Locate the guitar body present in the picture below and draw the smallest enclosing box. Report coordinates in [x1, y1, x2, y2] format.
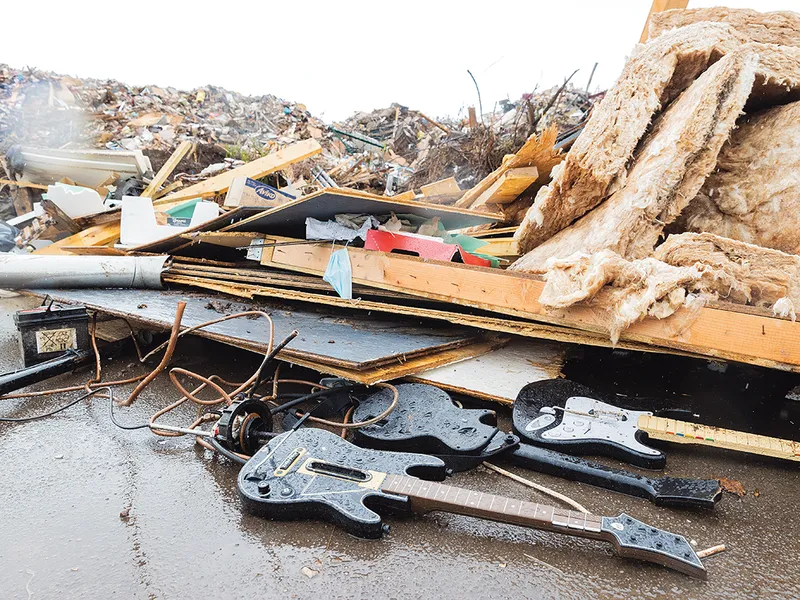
[238, 427, 707, 578]
[353, 383, 518, 469]
[513, 380, 667, 469]
[238, 428, 446, 538]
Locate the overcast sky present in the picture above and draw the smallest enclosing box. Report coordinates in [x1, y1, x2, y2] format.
[3, 0, 798, 121]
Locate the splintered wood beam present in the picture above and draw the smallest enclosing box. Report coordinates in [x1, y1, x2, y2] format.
[639, 0, 689, 43]
[33, 222, 122, 255]
[469, 166, 538, 208]
[0, 178, 49, 190]
[13, 187, 34, 217]
[161, 139, 322, 203]
[258, 238, 800, 371]
[153, 180, 183, 200]
[141, 140, 193, 198]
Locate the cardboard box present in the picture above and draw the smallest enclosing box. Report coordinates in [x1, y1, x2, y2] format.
[223, 177, 296, 208]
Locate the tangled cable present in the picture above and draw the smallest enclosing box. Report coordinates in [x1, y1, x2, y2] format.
[0, 300, 399, 462]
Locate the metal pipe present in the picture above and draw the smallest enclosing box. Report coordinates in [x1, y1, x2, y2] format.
[149, 423, 213, 437]
[0, 255, 169, 289]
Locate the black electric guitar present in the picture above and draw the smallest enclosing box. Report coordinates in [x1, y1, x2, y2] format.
[238, 428, 707, 578]
[353, 383, 721, 508]
[514, 379, 800, 468]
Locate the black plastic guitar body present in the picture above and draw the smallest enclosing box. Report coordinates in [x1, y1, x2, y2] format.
[353, 383, 721, 509]
[513, 379, 666, 469]
[238, 427, 445, 538]
[353, 383, 519, 470]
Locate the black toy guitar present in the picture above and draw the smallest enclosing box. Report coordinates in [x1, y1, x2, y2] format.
[353, 383, 721, 508]
[513, 379, 800, 468]
[238, 428, 707, 578]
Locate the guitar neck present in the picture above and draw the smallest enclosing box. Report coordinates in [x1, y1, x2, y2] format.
[382, 473, 707, 579]
[383, 473, 604, 538]
[638, 415, 800, 462]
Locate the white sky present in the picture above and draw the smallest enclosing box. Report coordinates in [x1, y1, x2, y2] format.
[3, 0, 799, 121]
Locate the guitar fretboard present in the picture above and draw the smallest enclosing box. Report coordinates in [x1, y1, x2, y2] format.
[639, 415, 800, 461]
[382, 473, 603, 533]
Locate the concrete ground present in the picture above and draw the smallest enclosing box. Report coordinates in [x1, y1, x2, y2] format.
[0, 294, 798, 600]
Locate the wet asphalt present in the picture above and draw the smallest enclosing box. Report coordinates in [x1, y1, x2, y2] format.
[0, 294, 798, 600]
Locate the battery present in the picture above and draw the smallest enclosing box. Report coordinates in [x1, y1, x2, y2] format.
[14, 302, 90, 367]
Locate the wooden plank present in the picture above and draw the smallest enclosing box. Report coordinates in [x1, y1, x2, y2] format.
[63, 245, 127, 256]
[258, 237, 800, 371]
[468, 107, 478, 128]
[40, 198, 81, 233]
[475, 237, 519, 258]
[180, 231, 263, 249]
[33, 222, 122, 255]
[408, 339, 565, 405]
[470, 166, 538, 208]
[141, 140, 193, 198]
[152, 180, 183, 200]
[161, 139, 322, 203]
[163, 273, 708, 359]
[392, 190, 416, 202]
[639, 0, 689, 43]
[421, 177, 461, 197]
[471, 226, 519, 238]
[0, 178, 49, 191]
[455, 128, 560, 209]
[12, 188, 34, 217]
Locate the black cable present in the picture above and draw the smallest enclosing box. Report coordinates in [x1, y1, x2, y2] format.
[245, 330, 298, 402]
[209, 436, 247, 465]
[0, 387, 112, 422]
[269, 384, 363, 415]
[109, 392, 150, 430]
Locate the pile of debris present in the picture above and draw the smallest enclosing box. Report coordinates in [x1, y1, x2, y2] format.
[0, 63, 600, 208]
[0, 64, 325, 153]
[2, 7, 800, 370]
[2, 7, 800, 583]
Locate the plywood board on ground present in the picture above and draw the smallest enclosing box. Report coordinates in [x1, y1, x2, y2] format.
[407, 339, 565, 404]
[31, 289, 482, 371]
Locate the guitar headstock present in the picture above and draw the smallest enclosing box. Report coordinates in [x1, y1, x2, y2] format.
[238, 428, 446, 538]
[602, 513, 706, 579]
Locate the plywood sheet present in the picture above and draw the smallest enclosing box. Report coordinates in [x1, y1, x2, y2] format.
[408, 339, 566, 405]
[31, 289, 481, 371]
[223, 188, 500, 238]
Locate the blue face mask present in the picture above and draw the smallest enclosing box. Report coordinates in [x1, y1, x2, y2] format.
[323, 247, 353, 299]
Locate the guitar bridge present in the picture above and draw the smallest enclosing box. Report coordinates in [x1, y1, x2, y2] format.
[306, 460, 372, 482]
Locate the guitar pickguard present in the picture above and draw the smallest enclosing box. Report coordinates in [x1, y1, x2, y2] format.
[528, 396, 661, 458]
[513, 379, 667, 469]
